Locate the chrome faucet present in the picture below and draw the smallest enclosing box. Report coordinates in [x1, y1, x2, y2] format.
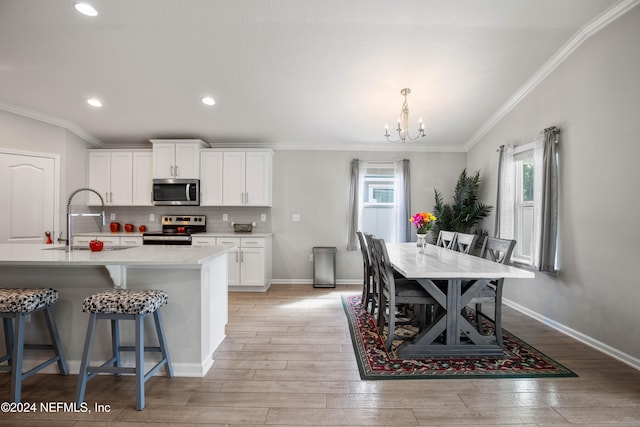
[66, 187, 106, 252]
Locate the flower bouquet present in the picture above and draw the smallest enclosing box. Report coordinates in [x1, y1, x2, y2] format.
[409, 211, 437, 234]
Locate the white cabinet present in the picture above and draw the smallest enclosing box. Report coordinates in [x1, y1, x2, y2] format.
[151, 139, 207, 179]
[216, 236, 271, 289]
[199, 151, 223, 206]
[72, 235, 143, 247]
[222, 150, 272, 206]
[132, 151, 153, 205]
[88, 151, 133, 205]
[72, 235, 120, 247]
[191, 236, 217, 246]
[119, 235, 144, 247]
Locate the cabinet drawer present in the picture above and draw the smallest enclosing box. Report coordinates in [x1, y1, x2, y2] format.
[73, 236, 119, 246]
[192, 237, 217, 246]
[240, 237, 264, 248]
[217, 237, 240, 247]
[120, 236, 143, 246]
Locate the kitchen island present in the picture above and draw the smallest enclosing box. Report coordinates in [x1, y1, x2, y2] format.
[0, 244, 231, 377]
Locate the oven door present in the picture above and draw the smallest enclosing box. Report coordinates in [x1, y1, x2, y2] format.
[142, 233, 192, 245]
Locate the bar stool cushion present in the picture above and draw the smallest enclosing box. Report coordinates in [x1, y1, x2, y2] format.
[82, 289, 168, 315]
[0, 288, 59, 313]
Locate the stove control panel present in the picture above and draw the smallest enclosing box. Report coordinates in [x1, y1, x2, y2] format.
[161, 215, 206, 226]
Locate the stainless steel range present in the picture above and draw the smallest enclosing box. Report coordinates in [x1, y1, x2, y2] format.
[142, 215, 206, 245]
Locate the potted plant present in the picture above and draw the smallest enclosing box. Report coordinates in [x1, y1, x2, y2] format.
[433, 169, 493, 252]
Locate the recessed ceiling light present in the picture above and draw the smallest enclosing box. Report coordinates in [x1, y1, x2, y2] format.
[201, 96, 215, 106]
[87, 98, 102, 108]
[74, 3, 98, 17]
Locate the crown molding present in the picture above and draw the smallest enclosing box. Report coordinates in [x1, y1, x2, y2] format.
[268, 141, 466, 152]
[0, 101, 103, 148]
[465, 0, 640, 151]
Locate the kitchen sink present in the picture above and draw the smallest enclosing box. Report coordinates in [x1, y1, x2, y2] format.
[43, 246, 133, 251]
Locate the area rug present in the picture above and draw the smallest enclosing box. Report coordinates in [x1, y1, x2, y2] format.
[342, 295, 577, 380]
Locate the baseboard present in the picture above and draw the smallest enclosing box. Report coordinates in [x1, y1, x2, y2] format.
[504, 298, 640, 371]
[271, 279, 362, 285]
[17, 356, 214, 377]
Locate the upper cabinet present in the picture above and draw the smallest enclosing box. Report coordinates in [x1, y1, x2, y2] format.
[150, 139, 208, 179]
[132, 151, 153, 205]
[88, 151, 133, 205]
[222, 150, 273, 206]
[200, 149, 273, 207]
[88, 150, 153, 206]
[200, 151, 223, 206]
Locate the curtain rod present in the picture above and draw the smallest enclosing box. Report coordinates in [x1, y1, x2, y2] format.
[496, 127, 560, 151]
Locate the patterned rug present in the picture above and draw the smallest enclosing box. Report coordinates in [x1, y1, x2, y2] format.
[342, 295, 577, 380]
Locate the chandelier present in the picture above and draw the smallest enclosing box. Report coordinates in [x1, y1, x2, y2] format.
[384, 88, 425, 143]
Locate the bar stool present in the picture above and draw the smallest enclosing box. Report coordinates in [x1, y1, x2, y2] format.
[75, 289, 173, 411]
[0, 288, 69, 402]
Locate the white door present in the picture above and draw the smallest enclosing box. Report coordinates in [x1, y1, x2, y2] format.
[152, 142, 175, 178]
[109, 151, 133, 205]
[0, 152, 56, 243]
[174, 142, 200, 178]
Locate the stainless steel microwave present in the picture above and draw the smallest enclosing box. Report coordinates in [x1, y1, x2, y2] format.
[152, 178, 200, 206]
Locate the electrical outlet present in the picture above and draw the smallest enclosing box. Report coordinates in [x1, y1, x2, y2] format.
[292, 213, 301, 222]
[261, 213, 267, 222]
[149, 213, 155, 222]
[110, 213, 116, 221]
[222, 213, 228, 221]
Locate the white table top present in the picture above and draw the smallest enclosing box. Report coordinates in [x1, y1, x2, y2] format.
[0, 243, 231, 267]
[385, 242, 535, 280]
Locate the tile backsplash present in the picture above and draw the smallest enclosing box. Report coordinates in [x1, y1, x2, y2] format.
[69, 205, 271, 234]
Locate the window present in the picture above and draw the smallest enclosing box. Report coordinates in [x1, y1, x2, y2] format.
[513, 151, 534, 264]
[496, 128, 559, 271]
[360, 163, 397, 242]
[348, 159, 410, 250]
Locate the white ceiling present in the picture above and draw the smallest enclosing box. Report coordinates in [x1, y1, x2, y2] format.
[0, 0, 628, 151]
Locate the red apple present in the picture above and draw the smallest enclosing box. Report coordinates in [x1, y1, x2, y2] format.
[124, 223, 135, 232]
[138, 225, 147, 232]
[89, 239, 104, 252]
[110, 222, 121, 232]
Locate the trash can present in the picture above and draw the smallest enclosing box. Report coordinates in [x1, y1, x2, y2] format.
[313, 246, 336, 288]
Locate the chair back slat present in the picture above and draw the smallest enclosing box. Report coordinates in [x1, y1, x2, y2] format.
[454, 232, 478, 255]
[479, 237, 517, 264]
[436, 230, 457, 249]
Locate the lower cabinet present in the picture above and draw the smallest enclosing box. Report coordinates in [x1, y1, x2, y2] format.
[215, 236, 271, 291]
[72, 235, 143, 247]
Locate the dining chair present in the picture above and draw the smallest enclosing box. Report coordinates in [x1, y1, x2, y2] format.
[467, 237, 517, 348]
[370, 237, 437, 351]
[356, 231, 374, 313]
[453, 232, 478, 254]
[435, 230, 457, 249]
[363, 233, 380, 317]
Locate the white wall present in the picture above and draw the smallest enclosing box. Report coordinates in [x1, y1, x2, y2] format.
[0, 110, 92, 237]
[271, 149, 466, 282]
[466, 6, 640, 363]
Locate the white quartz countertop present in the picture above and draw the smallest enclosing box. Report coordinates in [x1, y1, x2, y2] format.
[0, 244, 231, 267]
[75, 232, 272, 238]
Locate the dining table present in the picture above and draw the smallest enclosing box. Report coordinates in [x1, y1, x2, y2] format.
[385, 242, 535, 358]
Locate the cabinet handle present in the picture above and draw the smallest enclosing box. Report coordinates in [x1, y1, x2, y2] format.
[175, 165, 179, 177]
[235, 251, 239, 263]
[170, 165, 174, 177]
[240, 250, 244, 263]
[110, 192, 114, 203]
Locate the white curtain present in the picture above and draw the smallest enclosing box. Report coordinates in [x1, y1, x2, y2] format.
[346, 159, 361, 251]
[394, 159, 411, 243]
[496, 144, 515, 239]
[536, 128, 560, 272]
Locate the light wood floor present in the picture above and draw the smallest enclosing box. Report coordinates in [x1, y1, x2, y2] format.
[1, 284, 639, 426]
